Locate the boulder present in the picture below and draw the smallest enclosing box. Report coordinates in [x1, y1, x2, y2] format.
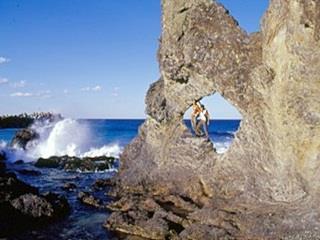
[11, 128, 39, 149]
[78, 191, 103, 209]
[0, 172, 38, 201]
[11, 193, 54, 218]
[42, 192, 70, 218]
[0, 166, 69, 237]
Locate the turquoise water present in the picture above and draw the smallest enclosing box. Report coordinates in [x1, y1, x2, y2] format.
[0, 128, 19, 143]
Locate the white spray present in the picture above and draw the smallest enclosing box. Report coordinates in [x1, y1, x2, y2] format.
[4, 118, 121, 162]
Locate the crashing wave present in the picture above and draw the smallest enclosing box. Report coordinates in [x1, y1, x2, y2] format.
[4, 118, 121, 163]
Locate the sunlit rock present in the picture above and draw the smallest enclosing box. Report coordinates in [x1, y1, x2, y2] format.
[107, 0, 320, 238]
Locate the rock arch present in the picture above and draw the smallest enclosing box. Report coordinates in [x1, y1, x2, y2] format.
[107, 0, 320, 238]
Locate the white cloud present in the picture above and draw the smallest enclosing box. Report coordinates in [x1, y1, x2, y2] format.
[81, 85, 102, 92]
[12, 80, 26, 88]
[10, 92, 33, 97]
[0, 77, 9, 84]
[63, 89, 69, 94]
[10, 90, 52, 98]
[92, 85, 102, 91]
[81, 87, 91, 92]
[0, 57, 10, 64]
[111, 87, 119, 97]
[36, 90, 52, 98]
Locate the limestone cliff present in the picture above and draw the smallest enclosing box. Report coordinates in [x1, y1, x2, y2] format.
[106, 0, 320, 239]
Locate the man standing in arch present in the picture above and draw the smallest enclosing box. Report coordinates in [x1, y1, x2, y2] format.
[196, 104, 210, 140]
[191, 101, 210, 140]
[191, 100, 202, 136]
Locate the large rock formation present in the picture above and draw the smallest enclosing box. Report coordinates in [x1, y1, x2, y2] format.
[107, 0, 320, 239]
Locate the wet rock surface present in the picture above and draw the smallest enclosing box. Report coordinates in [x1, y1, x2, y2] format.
[106, 0, 320, 239]
[78, 191, 104, 209]
[92, 178, 115, 190]
[11, 128, 39, 149]
[11, 192, 70, 219]
[2, 161, 117, 240]
[35, 155, 116, 172]
[0, 155, 70, 237]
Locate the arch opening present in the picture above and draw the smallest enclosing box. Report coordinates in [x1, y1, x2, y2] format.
[183, 93, 242, 154]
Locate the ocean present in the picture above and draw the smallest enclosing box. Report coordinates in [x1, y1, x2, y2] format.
[0, 119, 241, 157]
[0, 119, 240, 239]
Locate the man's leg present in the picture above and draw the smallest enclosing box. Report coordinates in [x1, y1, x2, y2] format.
[191, 115, 197, 135]
[203, 122, 209, 140]
[196, 120, 205, 136]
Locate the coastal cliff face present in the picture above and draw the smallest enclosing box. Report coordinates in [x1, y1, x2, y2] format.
[107, 0, 320, 238]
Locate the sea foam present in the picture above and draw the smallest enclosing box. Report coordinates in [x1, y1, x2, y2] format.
[5, 118, 121, 162]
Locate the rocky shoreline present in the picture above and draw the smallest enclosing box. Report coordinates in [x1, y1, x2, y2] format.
[0, 151, 70, 237]
[0, 125, 119, 239]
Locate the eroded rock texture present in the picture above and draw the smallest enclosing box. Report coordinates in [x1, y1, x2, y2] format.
[107, 0, 320, 239]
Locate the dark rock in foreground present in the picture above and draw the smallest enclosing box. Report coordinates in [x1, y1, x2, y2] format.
[35, 155, 116, 172]
[0, 153, 70, 237]
[11, 192, 69, 219]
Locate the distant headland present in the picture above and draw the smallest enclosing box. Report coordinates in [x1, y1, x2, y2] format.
[0, 112, 62, 129]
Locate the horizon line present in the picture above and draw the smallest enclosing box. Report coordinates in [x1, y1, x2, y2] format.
[78, 117, 243, 120]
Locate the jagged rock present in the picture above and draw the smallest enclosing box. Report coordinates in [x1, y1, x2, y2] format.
[42, 192, 70, 218]
[11, 128, 39, 149]
[9, 192, 69, 221]
[11, 193, 55, 218]
[92, 178, 114, 190]
[78, 191, 103, 208]
[107, 0, 320, 239]
[0, 172, 70, 237]
[0, 152, 69, 237]
[0, 172, 38, 201]
[35, 155, 115, 172]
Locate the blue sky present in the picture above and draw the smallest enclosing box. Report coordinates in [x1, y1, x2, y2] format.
[0, 0, 269, 119]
